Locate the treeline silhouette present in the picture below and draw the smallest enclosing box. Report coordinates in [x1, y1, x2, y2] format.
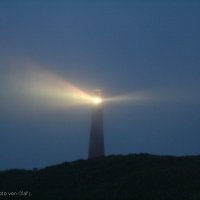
[0, 153, 200, 199]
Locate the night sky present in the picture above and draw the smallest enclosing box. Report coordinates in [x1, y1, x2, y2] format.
[0, 1, 200, 170]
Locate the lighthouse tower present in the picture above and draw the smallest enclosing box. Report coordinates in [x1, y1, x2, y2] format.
[88, 90, 104, 159]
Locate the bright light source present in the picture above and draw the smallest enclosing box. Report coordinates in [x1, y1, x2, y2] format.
[92, 96, 103, 105]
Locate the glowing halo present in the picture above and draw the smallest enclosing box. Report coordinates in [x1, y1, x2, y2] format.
[92, 96, 103, 105]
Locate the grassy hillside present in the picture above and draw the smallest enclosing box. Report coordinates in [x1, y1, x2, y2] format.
[1, 154, 200, 200]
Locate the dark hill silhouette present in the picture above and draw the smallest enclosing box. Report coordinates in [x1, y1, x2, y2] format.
[1, 153, 200, 200]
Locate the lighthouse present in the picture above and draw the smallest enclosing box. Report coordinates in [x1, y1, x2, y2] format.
[88, 90, 104, 159]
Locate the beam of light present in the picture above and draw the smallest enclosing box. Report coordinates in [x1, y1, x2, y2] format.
[22, 68, 96, 108]
[103, 92, 155, 105]
[2, 65, 98, 112]
[2, 64, 155, 113]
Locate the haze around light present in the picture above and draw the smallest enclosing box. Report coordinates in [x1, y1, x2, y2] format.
[1, 60, 198, 114]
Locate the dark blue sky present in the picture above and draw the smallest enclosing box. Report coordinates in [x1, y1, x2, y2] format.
[0, 1, 200, 170]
